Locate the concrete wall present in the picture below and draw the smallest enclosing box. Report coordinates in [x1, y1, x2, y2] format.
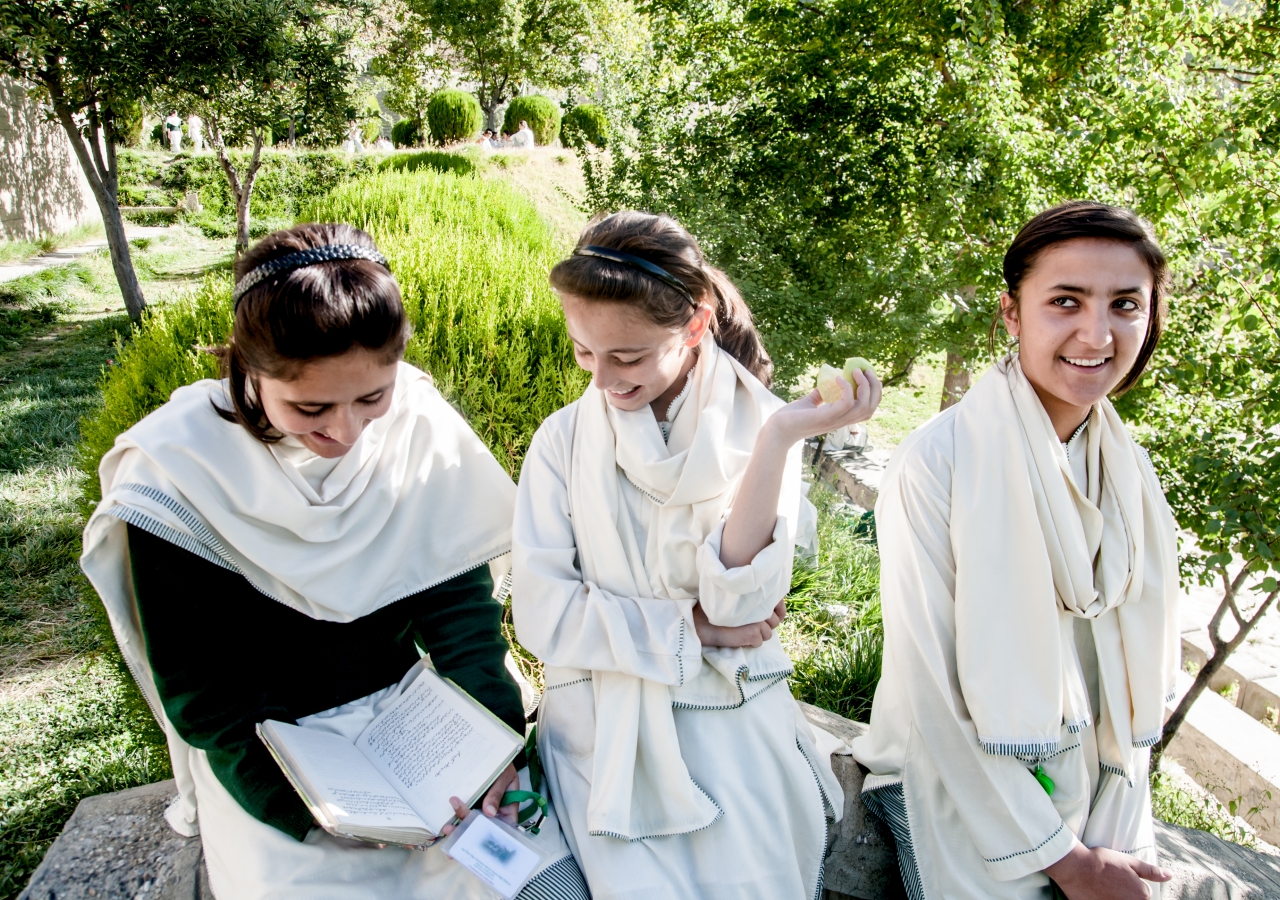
[0, 76, 101, 241]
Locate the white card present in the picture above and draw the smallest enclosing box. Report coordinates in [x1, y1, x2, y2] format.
[444, 812, 542, 899]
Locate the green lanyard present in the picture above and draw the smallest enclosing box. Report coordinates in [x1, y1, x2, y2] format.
[501, 727, 548, 834]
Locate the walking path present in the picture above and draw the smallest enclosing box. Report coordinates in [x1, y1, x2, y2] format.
[0, 226, 171, 284]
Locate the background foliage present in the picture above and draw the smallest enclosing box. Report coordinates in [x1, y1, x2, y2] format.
[503, 94, 562, 145]
[561, 103, 609, 149]
[426, 88, 484, 144]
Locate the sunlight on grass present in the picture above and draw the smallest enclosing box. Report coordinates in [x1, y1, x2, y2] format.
[0, 227, 232, 899]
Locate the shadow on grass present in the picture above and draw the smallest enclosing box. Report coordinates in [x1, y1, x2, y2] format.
[0, 278, 171, 900]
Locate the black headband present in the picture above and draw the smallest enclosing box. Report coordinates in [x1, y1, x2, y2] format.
[574, 245, 697, 307]
[231, 244, 391, 306]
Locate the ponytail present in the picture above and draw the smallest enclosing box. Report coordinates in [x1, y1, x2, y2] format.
[549, 211, 774, 387]
[705, 267, 773, 386]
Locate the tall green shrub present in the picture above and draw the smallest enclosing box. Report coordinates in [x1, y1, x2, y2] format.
[427, 89, 483, 145]
[391, 118, 422, 148]
[561, 104, 608, 149]
[79, 170, 587, 484]
[503, 96, 561, 146]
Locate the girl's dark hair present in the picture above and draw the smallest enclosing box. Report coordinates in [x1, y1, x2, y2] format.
[212, 223, 410, 442]
[993, 200, 1168, 395]
[549, 211, 774, 386]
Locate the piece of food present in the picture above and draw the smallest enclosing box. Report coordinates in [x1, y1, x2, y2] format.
[843, 357, 873, 380]
[816, 364, 845, 404]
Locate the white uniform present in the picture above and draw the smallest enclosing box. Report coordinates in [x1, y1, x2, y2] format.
[513, 339, 842, 900]
[852, 357, 1179, 899]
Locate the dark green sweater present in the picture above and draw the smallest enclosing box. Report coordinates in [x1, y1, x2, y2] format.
[127, 524, 524, 841]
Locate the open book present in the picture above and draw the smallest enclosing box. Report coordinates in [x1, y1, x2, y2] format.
[257, 663, 525, 849]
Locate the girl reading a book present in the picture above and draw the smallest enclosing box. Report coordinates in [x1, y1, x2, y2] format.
[852, 202, 1180, 899]
[81, 224, 589, 900]
[510, 211, 883, 899]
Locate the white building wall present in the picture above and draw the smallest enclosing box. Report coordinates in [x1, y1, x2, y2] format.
[0, 76, 101, 241]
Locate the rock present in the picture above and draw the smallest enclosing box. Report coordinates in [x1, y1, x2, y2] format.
[19, 779, 212, 900]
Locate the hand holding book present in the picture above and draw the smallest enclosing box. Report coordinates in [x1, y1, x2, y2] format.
[440, 761, 520, 836]
[256, 661, 527, 848]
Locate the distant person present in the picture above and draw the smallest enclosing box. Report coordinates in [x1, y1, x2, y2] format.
[512, 120, 535, 148]
[164, 112, 183, 153]
[81, 224, 590, 900]
[187, 114, 204, 153]
[374, 136, 393, 151]
[853, 201, 1179, 898]
[344, 121, 364, 154]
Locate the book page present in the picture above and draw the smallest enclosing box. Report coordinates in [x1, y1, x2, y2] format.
[354, 669, 522, 834]
[263, 721, 426, 831]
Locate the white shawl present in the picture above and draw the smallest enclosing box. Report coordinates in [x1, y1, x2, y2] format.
[81, 361, 517, 832]
[569, 336, 793, 840]
[951, 356, 1179, 780]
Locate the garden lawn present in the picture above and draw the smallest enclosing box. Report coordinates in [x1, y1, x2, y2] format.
[0, 227, 233, 899]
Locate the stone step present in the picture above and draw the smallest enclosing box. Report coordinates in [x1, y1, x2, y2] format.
[1164, 670, 1280, 847]
[22, 738, 1280, 900]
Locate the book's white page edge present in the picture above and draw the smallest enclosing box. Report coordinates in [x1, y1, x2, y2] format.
[353, 668, 524, 834]
[258, 719, 429, 833]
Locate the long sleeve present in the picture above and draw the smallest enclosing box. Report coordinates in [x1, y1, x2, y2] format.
[409, 565, 525, 736]
[128, 525, 315, 841]
[694, 441, 804, 627]
[128, 525, 525, 841]
[511, 412, 703, 682]
[856, 416, 1075, 881]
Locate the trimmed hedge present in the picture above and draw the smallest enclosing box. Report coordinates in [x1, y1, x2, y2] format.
[503, 96, 561, 146]
[391, 118, 422, 148]
[427, 90, 483, 145]
[79, 168, 588, 494]
[562, 104, 609, 150]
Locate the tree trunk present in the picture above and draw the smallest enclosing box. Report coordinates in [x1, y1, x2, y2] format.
[234, 132, 265, 256]
[940, 349, 970, 411]
[289, 115, 296, 147]
[482, 100, 500, 133]
[1153, 565, 1279, 765]
[48, 89, 146, 322]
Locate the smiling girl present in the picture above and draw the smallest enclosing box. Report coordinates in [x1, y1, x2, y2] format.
[510, 211, 883, 899]
[852, 202, 1180, 900]
[81, 224, 588, 900]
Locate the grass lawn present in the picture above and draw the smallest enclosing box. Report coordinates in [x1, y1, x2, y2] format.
[0, 226, 233, 899]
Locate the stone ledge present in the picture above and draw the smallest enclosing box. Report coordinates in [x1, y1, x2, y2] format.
[1164, 671, 1280, 846]
[23, 724, 1280, 900]
[19, 779, 212, 900]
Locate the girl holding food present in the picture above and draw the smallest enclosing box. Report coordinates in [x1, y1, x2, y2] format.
[510, 210, 883, 899]
[853, 201, 1180, 900]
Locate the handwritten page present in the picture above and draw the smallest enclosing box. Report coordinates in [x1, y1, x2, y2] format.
[354, 668, 521, 834]
[262, 721, 425, 830]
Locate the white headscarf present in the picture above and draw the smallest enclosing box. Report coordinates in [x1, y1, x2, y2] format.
[568, 336, 795, 840]
[81, 361, 517, 832]
[950, 356, 1179, 780]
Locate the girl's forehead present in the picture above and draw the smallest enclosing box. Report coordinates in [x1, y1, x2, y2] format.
[1025, 239, 1153, 292]
[561, 294, 677, 349]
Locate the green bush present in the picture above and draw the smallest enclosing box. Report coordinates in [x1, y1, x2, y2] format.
[561, 104, 608, 150]
[426, 89, 483, 145]
[379, 150, 477, 177]
[503, 96, 561, 146]
[391, 118, 422, 148]
[79, 169, 588, 489]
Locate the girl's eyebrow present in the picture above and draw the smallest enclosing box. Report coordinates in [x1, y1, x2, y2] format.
[1047, 283, 1145, 296]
